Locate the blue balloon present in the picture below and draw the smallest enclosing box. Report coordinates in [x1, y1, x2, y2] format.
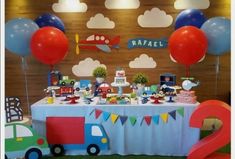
[5, 18, 39, 57]
[35, 13, 65, 32]
[201, 17, 231, 56]
[175, 9, 206, 30]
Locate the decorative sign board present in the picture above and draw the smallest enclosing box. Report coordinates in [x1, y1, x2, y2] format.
[128, 37, 168, 49]
[174, 0, 210, 10]
[87, 13, 115, 29]
[5, 97, 23, 123]
[138, 8, 173, 28]
[52, 0, 88, 12]
[105, 0, 140, 9]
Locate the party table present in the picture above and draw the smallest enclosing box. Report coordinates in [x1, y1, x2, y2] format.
[31, 97, 200, 156]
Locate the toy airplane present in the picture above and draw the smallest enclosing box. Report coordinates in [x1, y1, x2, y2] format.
[75, 34, 120, 54]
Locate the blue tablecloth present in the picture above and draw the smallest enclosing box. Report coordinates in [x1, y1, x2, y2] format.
[31, 97, 200, 156]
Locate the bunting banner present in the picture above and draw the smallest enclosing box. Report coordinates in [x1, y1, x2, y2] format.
[90, 107, 185, 126]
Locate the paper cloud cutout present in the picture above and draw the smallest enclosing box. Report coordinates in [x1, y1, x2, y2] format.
[138, 8, 173, 28]
[105, 0, 140, 9]
[174, 0, 210, 9]
[129, 54, 157, 68]
[72, 58, 107, 77]
[87, 13, 115, 29]
[52, 0, 87, 13]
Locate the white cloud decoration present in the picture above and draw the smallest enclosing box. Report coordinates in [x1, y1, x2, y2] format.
[174, 0, 210, 9]
[129, 54, 157, 68]
[105, 0, 140, 9]
[52, 0, 87, 13]
[138, 8, 173, 28]
[87, 13, 115, 29]
[72, 58, 107, 77]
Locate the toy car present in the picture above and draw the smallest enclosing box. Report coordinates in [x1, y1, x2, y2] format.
[98, 83, 112, 94]
[59, 76, 76, 86]
[5, 123, 49, 159]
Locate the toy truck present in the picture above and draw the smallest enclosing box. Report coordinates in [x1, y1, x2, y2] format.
[143, 85, 159, 96]
[73, 80, 92, 92]
[46, 117, 109, 156]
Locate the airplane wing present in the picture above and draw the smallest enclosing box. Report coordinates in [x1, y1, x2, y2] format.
[96, 45, 111, 53]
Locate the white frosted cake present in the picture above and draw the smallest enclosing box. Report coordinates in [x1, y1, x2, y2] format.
[114, 70, 127, 84]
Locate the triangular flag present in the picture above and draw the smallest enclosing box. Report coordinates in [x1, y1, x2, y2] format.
[144, 116, 152, 126]
[129, 116, 137, 126]
[160, 113, 168, 123]
[102, 111, 110, 121]
[119, 116, 128, 125]
[177, 107, 184, 117]
[152, 115, 159, 125]
[169, 110, 176, 120]
[95, 109, 102, 119]
[110, 114, 119, 124]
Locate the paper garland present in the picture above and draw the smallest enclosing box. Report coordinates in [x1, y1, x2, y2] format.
[90, 107, 184, 126]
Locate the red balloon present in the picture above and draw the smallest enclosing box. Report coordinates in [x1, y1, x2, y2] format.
[168, 26, 208, 66]
[30, 27, 69, 65]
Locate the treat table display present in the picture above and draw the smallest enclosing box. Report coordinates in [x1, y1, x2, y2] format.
[31, 96, 200, 156]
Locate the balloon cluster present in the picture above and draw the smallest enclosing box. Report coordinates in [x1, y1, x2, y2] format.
[5, 13, 68, 67]
[169, 9, 231, 75]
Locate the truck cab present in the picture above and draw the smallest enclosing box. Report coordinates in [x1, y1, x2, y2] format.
[84, 124, 109, 155]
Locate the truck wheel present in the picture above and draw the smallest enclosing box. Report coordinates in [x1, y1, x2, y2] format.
[61, 81, 66, 86]
[5, 154, 7, 159]
[87, 144, 100, 156]
[70, 81, 75, 85]
[76, 87, 80, 91]
[51, 144, 65, 157]
[25, 148, 42, 159]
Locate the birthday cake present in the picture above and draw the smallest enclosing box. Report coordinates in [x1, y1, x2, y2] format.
[114, 69, 127, 85]
[176, 90, 197, 104]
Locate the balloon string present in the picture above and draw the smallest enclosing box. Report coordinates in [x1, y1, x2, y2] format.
[186, 66, 190, 77]
[212, 56, 220, 131]
[50, 65, 54, 71]
[215, 56, 220, 98]
[21, 57, 30, 116]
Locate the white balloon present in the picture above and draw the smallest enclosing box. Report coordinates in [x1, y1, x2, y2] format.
[182, 80, 192, 91]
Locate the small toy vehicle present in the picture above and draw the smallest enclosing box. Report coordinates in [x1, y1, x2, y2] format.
[74, 80, 92, 92]
[5, 123, 49, 159]
[59, 76, 76, 86]
[143, 85, 158, 96]
[98, 83, 112, 94]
